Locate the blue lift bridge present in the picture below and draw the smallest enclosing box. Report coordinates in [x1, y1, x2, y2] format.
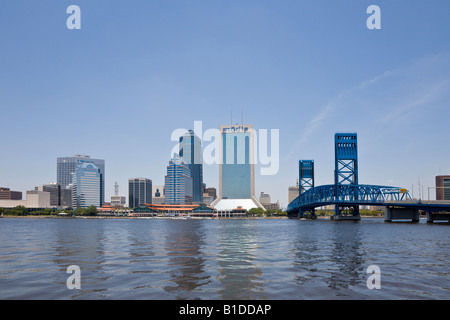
[287, 133, 450, 222]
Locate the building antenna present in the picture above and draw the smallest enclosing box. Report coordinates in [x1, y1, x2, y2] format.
[114, 182, 119, 196]
[241, 110, 243, 124]
[230, 111, 232, 124]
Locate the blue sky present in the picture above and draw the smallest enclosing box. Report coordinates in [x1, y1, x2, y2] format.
[1, 0, 449, 207]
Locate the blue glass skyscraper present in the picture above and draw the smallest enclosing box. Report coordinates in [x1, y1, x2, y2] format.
[71, 163, 102, 208]
[165, 154, 193, 205]
[57, 155, 105, 206]
[211, 124, 264, 211]
[179, 129, 203, 204]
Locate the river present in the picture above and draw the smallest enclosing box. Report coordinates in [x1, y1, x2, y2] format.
[0, 217, 449, 299]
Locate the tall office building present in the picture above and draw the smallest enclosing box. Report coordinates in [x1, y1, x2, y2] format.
[165, 155, 193, 205]
[57, 155, 105, 206]
[436, 175, 450, 200]
[211, 124, 264, 211]
[128, 178, 152, 208]
[71, 163, 102, 208]
[179, 129, 203, 203]
[259, 192, 271, 205]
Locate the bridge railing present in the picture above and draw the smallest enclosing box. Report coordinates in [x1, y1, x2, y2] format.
[287, 184, 412, 211]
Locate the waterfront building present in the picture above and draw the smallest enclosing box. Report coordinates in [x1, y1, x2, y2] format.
[259, 192, 271, 205]
[262, 201, 280, 211]
[165, 155, 193, 205]
[35, 183, 71, 207]
[111, 195, 126, 208]
[57, 155, 105, 206]
[211, 124, 264, 211]
[71, 163, 102, 208]
[0, 187, 22, 200]
[128, 178, 152, 208]
[204, 187, 217, 200]
[288, 180, 299, 204]
[179, 129, 203, 204]
[0, 190, 51, 209]
[26, 190, 51, 208]
[202, 187, 217, 205]
[152, 185, 165, 204]
[436, 175, 450, 200]
[111, 182, 126, 208]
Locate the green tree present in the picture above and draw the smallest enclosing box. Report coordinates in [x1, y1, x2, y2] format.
[85, 206, 98, 216]
[13, 206, 28, 216]
[248, 207, 265, 216]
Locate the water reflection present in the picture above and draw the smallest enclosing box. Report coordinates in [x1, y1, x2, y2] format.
[327, 221, 366, 297]
[1, 218, 449, 299]
[53, 219, 109, 299]
[163, 220, 211, 299]
[216, 220, 264, 299]
[291, 222, 321, 287]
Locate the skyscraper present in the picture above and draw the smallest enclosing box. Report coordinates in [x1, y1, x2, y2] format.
[259, 192, 271, 205]
[211, 124, 264, 211]
[165, 155, 193, 205]
[128, 178, 152, 208]
[71, 163, 102, 208]
[57, 155, 105, 206]
[179, 129, 203, 203]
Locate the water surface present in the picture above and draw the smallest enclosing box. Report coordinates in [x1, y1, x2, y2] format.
[0, 217, 449, 299]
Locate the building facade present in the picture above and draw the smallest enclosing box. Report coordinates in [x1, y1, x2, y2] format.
[128, 178, 152, 208]
[152, 185, 165, 204]
[0, 187, 22, 200]
[57, 155, 105, 206]
[211, 124, 264, 211]
[203, 187, 217, 205]
[111, 195, 126, 208]
[35, 183, 71, 207]
[262, 201, 280, 211]
[71, 163, 102, 208]
[259, 192, 271, 205]
[26, 190, 51, 208]
[436, 175, 450, 200]
[288, 183, 299, 204]
[179, 129, 203, 204]
[165, 155, 193, 205]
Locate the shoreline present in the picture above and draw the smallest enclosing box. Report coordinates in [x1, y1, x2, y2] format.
[1, 215, 388, 220]
[0, 215, 288, 219]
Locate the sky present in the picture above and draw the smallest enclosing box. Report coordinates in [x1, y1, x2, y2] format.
[1, 0, 449, 207]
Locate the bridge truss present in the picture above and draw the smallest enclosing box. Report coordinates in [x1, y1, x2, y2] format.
[287, 184, 412, 215]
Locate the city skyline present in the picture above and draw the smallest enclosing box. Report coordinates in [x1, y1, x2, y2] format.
[1, 1, 450, 207]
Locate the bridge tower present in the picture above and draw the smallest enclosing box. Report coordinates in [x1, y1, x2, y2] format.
[299, 160, 315, 218]
[299, 160, 314, 193]
[334, 133, 360, 219]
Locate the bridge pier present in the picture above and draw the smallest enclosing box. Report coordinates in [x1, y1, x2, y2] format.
[332, 205, 360, 221]
[427, 212, 450, 223]
[332, 215, 361, 221]
[384, 207, 419, 222]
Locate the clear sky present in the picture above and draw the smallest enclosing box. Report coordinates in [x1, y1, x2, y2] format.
[1, 0, 449, 207]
